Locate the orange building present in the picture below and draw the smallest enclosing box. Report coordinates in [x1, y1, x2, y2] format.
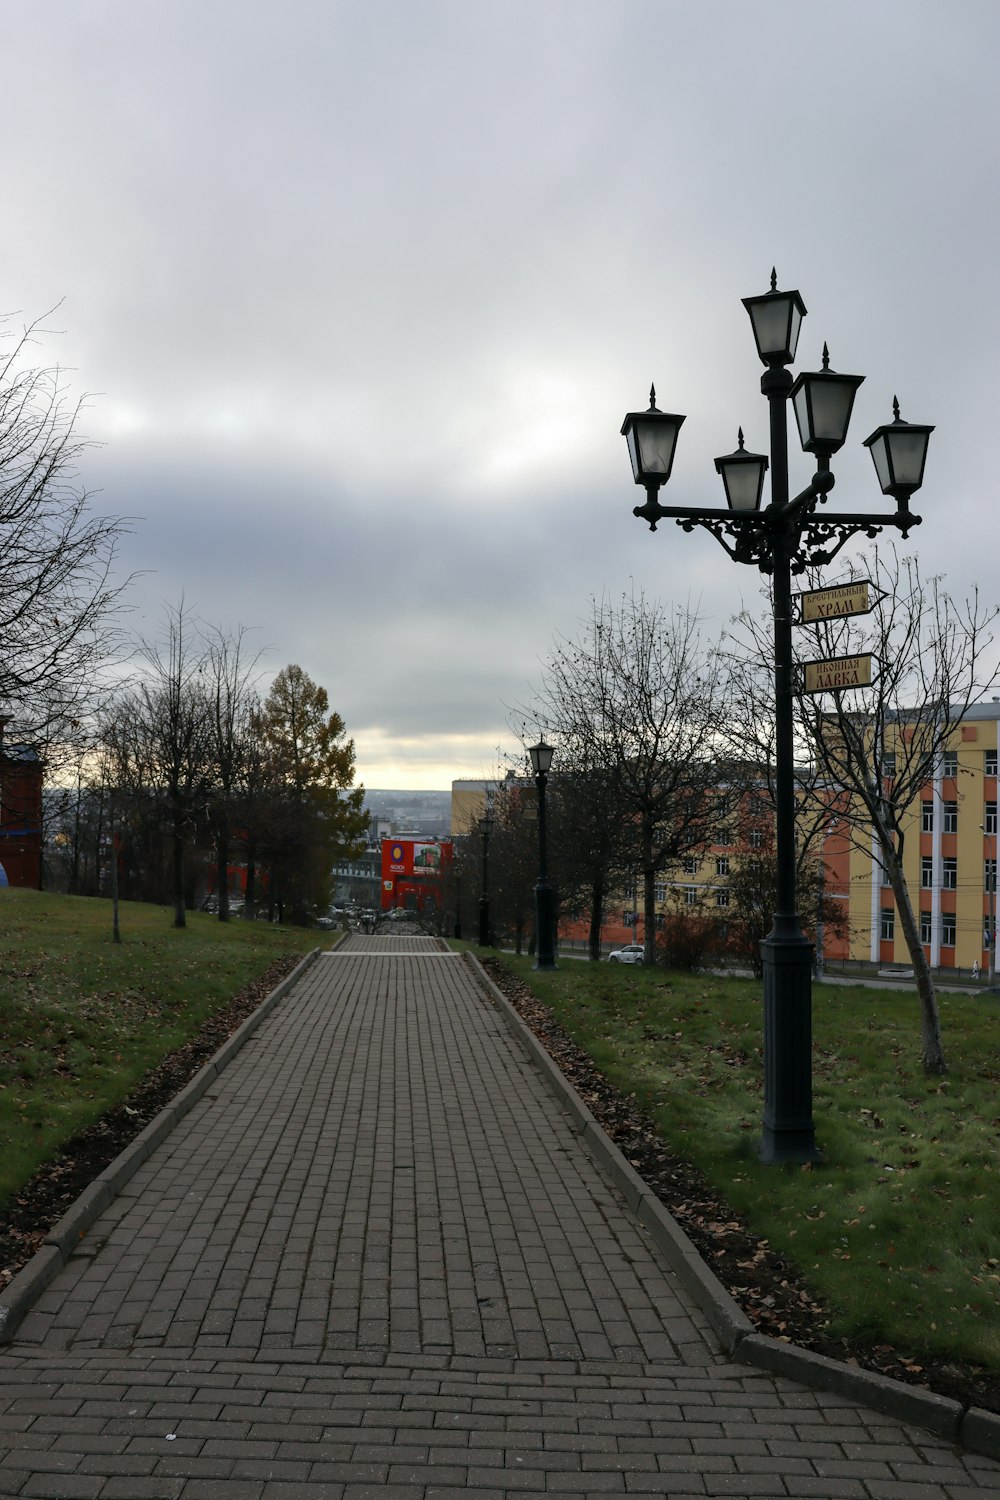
[847, 703, 1000, 972]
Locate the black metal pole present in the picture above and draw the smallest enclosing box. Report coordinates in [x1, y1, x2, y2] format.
[478, 827, 491, 947]
[759, 366, 818, 1164]
[534, 769, 557, 970]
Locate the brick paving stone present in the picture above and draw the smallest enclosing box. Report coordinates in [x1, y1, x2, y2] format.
[0, 937, 998, 1496]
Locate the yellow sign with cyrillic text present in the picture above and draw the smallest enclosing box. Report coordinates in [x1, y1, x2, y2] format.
[801, 654, 873, 694]
[799, 581, 873, 622]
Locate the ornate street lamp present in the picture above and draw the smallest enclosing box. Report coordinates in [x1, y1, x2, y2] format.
[528, 739, 557, 970]
[478, 811, 494, 948]
[714, 429, 768, 513]
[621, 387, 686, 490]
[864, 397, 935, 513]
[623, 270, 933, 1163]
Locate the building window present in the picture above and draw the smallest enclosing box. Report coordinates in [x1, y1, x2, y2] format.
[922, 802, 934, 833]
[944, 802, 959, 833]
[986, 859, 997, 894]
[880, 862, 891, 887]
[654, 881, 667, 902]
[684, 886, 698, 906]
[748, 795, 768, 818]
[681, 856, 697, 875]
[880, 908, 895, 941]
[920, 913, 932, 944]
[882, 751, 896, 776]
[986, 750, 998, 776]
[920, 857, 934, 888]
[715, 856, 730, 877]
[717, 827, 732, 847]
[748, 828, 764, 849]
[942, 750, 958, 776]
[942, 913, 956, 947]
[986, 802, 997, 835]
[715, 889, 730, 908]
[943, 858, 957, 890]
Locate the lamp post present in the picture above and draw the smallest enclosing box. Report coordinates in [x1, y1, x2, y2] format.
[622, 270, 933, 1164]
[528, 739, 557, 970]
[814, 817, 838, 981]
[478, 812, 494, 948]
[985, 828, 996, 988]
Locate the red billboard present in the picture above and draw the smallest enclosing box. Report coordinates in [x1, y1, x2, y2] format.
[380, 839, 452, 911]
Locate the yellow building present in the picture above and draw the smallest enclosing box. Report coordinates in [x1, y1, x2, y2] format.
[846, 702, 999, 971]
[450, 779, 498, 837]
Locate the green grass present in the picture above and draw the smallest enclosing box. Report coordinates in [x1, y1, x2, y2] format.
[498, 953, 1000, 1372]
[0, 888, 319, 1208]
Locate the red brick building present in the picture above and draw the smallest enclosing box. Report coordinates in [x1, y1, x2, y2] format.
[0, 743, 43, 889]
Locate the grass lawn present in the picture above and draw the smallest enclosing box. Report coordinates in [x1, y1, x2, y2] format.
[500, 953, 1000, 1373]
[0, 888, 319, 1209]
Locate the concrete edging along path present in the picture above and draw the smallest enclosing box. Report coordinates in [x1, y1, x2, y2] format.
[465, 951, 1000, 1461]
[0, 944, 323, 1344]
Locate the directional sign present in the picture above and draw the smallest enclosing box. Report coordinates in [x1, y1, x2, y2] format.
[797, 579, 882, 622]
[800, 654, 874, 694]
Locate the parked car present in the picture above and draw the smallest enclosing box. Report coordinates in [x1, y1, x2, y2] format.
[608, 943, 645, 965]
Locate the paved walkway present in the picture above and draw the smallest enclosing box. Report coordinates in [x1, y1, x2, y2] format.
[0, 935, 997, 1497]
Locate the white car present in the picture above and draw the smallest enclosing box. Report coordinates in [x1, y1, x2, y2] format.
[608, 943, 645, 964]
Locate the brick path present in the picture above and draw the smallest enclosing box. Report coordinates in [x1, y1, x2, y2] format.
[1, 934, 998, 1496]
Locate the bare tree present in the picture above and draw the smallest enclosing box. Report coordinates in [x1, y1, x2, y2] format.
[0, 309, 129, 745]
[727, 547, 998, 1074]
[104, 600, 215, 928]
[529, 591, 729, 964]
[722, 818, 850, 978]
[545, 757, 631, 961]
[487, 771, 539, 954]
[204, 625, 264, 921]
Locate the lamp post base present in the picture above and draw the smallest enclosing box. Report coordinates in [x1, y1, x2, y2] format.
[759, 923, 821, 1164]
[534, 879, 557, 971]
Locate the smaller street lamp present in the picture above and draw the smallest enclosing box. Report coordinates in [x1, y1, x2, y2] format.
[478, 811, 494, 948]
[790, 344, 865, 460]
[714, 429, 768, 513]
[620, 387, 686, 493]
[528, 739, 557, 971]
[864, 397, 935, 514]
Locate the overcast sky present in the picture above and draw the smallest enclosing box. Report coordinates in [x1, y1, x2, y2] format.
[5, 1, 998, 788]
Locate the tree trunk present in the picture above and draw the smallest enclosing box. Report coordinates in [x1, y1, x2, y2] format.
[172, 812, 186, 928]
[642, 863, 656, 965]
[244, 840, 256, 920]
[588, 872, 604, 961]
[883, 842, 946, 1074]
[110, 814, 121, 945]
[216, 819, 230, 921]
[70, 781, 82, 894]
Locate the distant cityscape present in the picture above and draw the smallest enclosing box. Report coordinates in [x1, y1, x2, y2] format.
[362, 789, 451, 840]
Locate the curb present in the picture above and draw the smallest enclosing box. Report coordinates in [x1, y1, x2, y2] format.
[465, 952, 1000, 1461]
[0, 945, 323, 1345]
